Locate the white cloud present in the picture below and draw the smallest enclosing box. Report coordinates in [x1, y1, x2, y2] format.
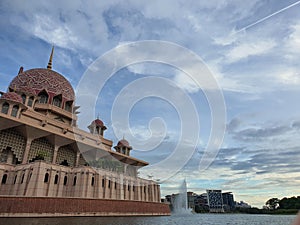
[173, 71, 200, 93]
[226, 39, 276, 63]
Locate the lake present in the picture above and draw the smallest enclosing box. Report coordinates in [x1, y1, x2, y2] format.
[0, 214, 297, 225]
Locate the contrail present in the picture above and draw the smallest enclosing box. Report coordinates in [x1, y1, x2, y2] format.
[236, 0, 300, 33]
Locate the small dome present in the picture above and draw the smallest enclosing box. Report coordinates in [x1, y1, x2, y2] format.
[9, 68, 75, 101]
[0, 92, 23, 104]
[117, 139, 131, 148]
[94, 119, 104, 127]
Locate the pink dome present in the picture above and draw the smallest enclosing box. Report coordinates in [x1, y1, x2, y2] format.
[9, 68, 75, 101]
[94, 119, 104, 127]
[0, 92, 23, 104]
[117, 139, 131, 148]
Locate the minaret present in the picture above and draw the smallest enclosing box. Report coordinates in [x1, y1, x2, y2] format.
[114, 139, 132, 156]
[47, 46, 54, 70]
[88, 118, 107, 136]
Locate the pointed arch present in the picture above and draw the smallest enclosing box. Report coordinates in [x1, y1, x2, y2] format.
[38, 90, 49, 104]
[1, 102, 9, 114]
[53, 94, 62, 107]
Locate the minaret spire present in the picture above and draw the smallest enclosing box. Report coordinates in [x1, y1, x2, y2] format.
[47, 46, 54, 70]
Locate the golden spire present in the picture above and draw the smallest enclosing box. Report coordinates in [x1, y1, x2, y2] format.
[47, 46, 54, 70]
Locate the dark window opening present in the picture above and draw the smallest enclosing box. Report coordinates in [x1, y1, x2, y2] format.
[1, 102, 9, 114]
[11, 105, 19, 117]
[13, 175, 17, 184]
[65, 101, 73, 112]
[21, 173, 24, 184]
[63, 176, 68, 185]
[73, 176, 77, 186]
[108, 180, 111, 189]
[27, 97, 34, 107]
[44, 173, 49, 183]
[53, 94, 62, 107]
[91, 177, 95, 186]
[115, 182, 117, 189]
[133, 186, 135, 192]
[38, 90, 48, 104]
[1, 174, 7, 184]
[102, 178, 105, 188]
[21, 94, 26, 104]
[54, 174, 59, 184]
[60, 160, 69, 167]
[128, 185, 130, 191]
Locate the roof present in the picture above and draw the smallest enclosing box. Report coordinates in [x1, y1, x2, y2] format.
[117, 139, 131, 148]
[0, 92, 23, 104]
[9, 68, 75, 101]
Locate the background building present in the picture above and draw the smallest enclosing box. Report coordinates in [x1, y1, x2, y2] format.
[206, 190, 224, 213]
[222, 192, 235, 212]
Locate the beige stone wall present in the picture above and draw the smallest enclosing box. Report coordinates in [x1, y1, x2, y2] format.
[0, 161, 161, 203]
[0, 129, 25, 162]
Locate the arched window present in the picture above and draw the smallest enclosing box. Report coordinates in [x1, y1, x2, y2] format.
[65, 101, 73, 112]
[73, 176, 77, 186]
[63, 176, 68, 185]
[44, 173, 49, 183]
[27, 96, 34, 107]
[21, 94, 26, 104]
[1, 102, 9, 114]
[1, 174, 7, 184]
[38, 90, 48, 104]
[53, 94, 62, 107]
[11, 105, 19, 117]
[54, 174, 59, 184]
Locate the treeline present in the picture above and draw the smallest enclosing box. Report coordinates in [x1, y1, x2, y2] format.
[235, 196, 300, 215]
[278, 196, 300, 210]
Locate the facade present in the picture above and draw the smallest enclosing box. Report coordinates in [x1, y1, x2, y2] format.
[206, 190, 224, 213]
[0, 48, 170, 217]
[222, 192, 235, 212]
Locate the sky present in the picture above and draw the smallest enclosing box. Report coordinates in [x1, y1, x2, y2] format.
[0, 0, 300, 207]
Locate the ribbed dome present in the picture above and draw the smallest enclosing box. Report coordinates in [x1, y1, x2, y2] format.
[117, 139, 131, 148]
[94, 119, 104, 127]
[9, 68, 75, 101]
[0, 92, 23, 104]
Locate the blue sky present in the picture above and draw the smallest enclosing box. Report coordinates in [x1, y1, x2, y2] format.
[1, 0, 300, 207]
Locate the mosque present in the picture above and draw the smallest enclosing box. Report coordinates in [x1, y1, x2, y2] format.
[0, 48, 170, 217]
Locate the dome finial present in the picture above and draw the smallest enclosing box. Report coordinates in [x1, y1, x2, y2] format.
[47, 46, 54, 70]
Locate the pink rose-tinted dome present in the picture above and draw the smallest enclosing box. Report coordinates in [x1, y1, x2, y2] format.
[117, 139, 131, 148]
[9, 68, 75, 101]
[0, 92, 23, 104]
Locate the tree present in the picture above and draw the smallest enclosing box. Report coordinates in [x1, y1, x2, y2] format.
[266, 198, 280, 210]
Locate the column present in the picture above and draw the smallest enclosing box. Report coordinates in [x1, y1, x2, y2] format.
[22, 138, 32, 164]
[52, 145, 59, 164]
[75, 151, 80, 167]
[119, 174, 124, 200]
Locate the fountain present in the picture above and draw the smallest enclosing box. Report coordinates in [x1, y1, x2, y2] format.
[172, 179, 192, 214]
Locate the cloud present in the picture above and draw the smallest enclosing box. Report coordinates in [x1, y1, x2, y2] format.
[225, 39, 276, 63]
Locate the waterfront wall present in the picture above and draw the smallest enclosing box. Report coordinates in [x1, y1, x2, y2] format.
[0, 196, 170, 217]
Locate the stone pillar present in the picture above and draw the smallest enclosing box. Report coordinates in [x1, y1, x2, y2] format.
[75, 151, 80, 167]
[129, 180, 134, 200]
[136, 180, 141, 201]
[52, 145, 59, 164]
[151, 183, 155, 202]
[22, 138, 32, 164]
[119, 174, 124, 200]
[157, 184, 161, 202]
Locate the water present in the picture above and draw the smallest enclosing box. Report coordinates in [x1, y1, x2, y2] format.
[173, 179, 192, 214]
[0, 214, 296, 225]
